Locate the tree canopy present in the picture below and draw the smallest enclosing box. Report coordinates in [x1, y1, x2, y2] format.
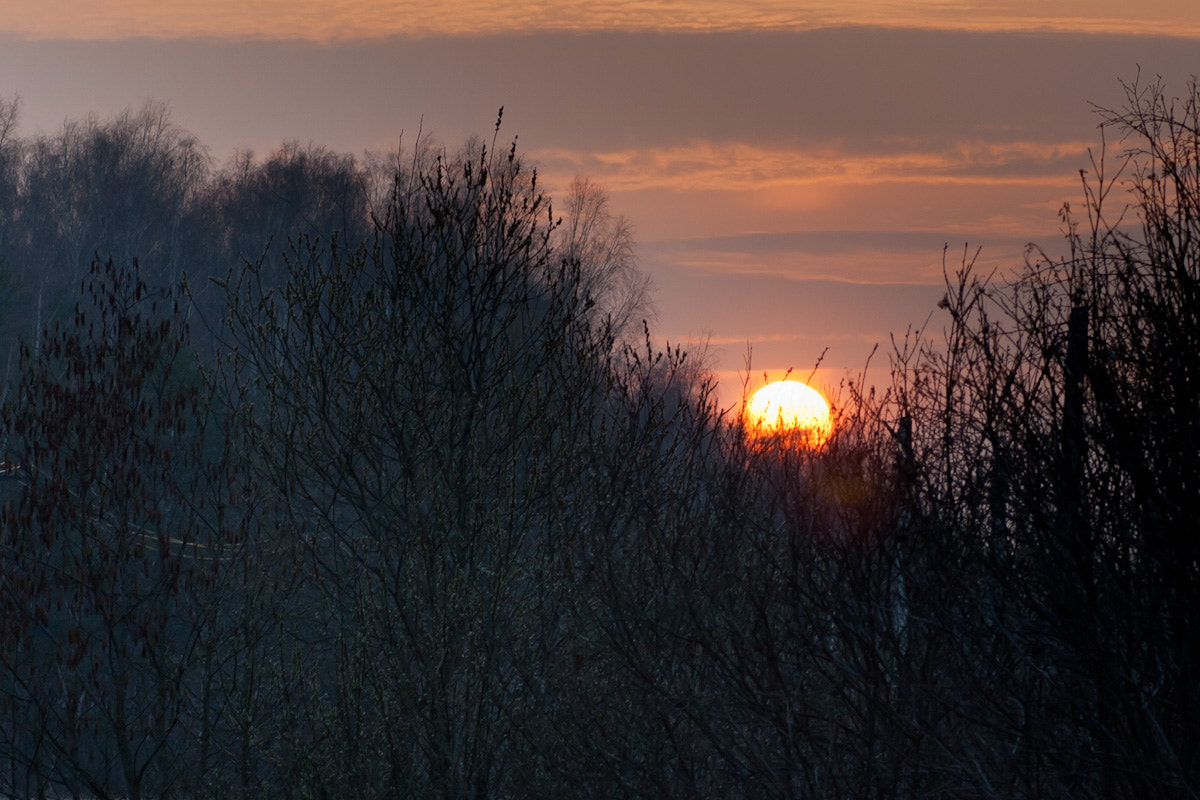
[0, 82, 1198, 798]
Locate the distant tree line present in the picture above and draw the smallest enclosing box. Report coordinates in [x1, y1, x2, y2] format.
[0, 79, 1196, 799]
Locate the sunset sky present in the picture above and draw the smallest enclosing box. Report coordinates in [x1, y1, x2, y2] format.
[1, 1, 1196, 406]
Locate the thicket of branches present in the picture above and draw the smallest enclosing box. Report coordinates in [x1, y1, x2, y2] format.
[0, 78, 1197, 799]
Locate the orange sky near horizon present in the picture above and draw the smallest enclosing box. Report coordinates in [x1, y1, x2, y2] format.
[0, 3, 1194, 409]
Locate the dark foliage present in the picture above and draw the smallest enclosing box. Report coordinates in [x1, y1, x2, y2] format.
[0, 81, 1197, 798]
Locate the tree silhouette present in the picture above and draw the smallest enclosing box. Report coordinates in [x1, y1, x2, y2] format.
[0, 259, 234, 799]
[881, 74, 1200, 797]
[0, 82, 1196, 798]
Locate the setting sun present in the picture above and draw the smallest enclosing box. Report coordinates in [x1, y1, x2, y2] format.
[745, 379, 833, 445]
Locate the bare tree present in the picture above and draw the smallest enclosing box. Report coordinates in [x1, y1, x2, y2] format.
[220, 124, 626, 797]
[874, 74, 1200, 798]
[0, 259, 235, 799]
[554, 177, 653, 342]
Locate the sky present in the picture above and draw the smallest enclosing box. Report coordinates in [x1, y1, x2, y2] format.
[0, 1, 1196, 408]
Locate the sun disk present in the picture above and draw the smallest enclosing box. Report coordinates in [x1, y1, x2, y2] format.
[745, 379, 832, 446]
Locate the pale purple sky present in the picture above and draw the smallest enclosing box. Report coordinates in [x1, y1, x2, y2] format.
[0, 3, 1195, 406]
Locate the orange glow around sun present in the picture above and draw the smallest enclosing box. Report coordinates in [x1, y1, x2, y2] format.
[745, 379, 833, 446]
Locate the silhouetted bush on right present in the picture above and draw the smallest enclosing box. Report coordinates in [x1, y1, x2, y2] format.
[877, 74, 1200, 797]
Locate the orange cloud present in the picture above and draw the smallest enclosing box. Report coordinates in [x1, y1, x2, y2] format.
[5, 1, 1198, 40]
[535, 139, 1094, 194]
[532, 138, 1090, 246]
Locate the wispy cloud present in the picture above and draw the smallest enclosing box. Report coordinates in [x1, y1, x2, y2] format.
[535, 138, 1094, 193]
[4, 1, 1197, 41]
[532, 136, 1089, 250]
